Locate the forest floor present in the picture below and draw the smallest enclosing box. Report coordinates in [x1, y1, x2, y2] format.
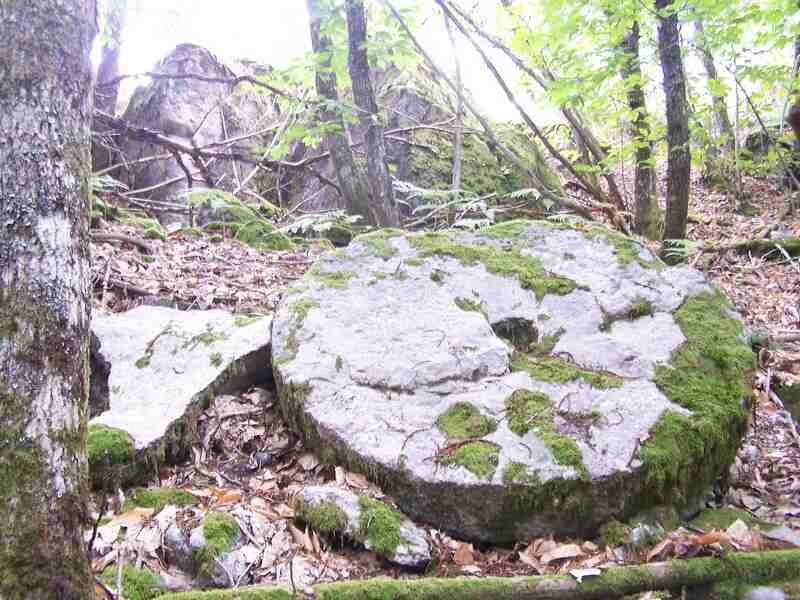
[89, 174, 800, 591]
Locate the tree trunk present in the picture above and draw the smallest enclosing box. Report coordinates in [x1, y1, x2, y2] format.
[93, 0, 127, 172]
[693, 19, 735, 156]
[619, 21, 659, 238]
[0, 1, 97, 599]
[655, 0, 691, 241]
[345, 0, 399, 227]
[443, 11, 464, 192]
[306, 0, 372, 224]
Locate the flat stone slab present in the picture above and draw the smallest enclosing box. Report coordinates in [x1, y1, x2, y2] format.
[90, 306, 271, 478]
[272, 220, 755, 543]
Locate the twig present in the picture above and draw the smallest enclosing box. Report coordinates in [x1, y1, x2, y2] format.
[91, 232, 154, 255]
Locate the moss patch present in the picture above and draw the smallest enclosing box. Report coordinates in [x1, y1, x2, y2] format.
[356, 496, 404, 559]
[124, 487, 199, 514]
[310, 265, 355, 289]
[502, 461, 540, 485]
[511, 353, 623, 389]
[436, 402, 497, 439]
[409, 231, 580, 300]
[101, 565, 166, 600]
[453, 297, 487, 319]
[439, 441, 500, 480]
[690, 507, 775, 531]
[194, 512, 239, 578]
[290, 299, 319, 322]
[210, 352, 223, 367]
[87, 425, 135, 470]
[233, 314, 262, 328]
[355, 229, 404, 259]
[504, 390, 588, 478]
[582, 224, 662, 270]
[295, 499, 349, 536]
[182, 326, 228, 351]
[640, 292, 755, 508]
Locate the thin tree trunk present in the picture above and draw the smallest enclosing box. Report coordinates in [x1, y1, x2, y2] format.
[693, 19, 735, 156]
[0, 1, 97, 598]
[306, 0, 372, 224]
[446, 0, 628, 213]
[656, 0, 691, 241]
[443, 11, 464, 192]
[93, 0, 127, 172]
[345, 0, 399, 227]
[619, 22, 659, 238]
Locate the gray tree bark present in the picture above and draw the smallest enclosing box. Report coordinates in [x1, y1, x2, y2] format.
[93, 0, 128, 171]
[306, 0, 373, 225]
[443, 11, 464, 192]
[345, 0, 400, 227]
[0, 1, 97, 599]
[693, 19, 735, 156]
[655, 0, 691, 241]
[619, 21, 659, 238]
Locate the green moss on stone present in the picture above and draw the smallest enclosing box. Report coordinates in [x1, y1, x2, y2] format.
[690, 507, 775, 531]
[583, 225, 662, 270]
[502, 461, 540, 485]
[210, 352, 223, 367]
[87, 425, 135, 469]
[641, 292, 755, 507]
[356, 496, 404, 559]
[436, 402, 497, 439]
[233, 314, 262, 328]
[355, 229, 404, 259]
[511, 353, 623, 389]
[409, 231, 579, 300]
[601, 520, 632, 547]
[310, 265, 355, 289]
[453, 297, 487, 319]
[290, 299, 319, 322]
[439, 441, 500, 480]
[295, 499, 349, 536]
[135, 356, 151, 369]
[123, 487, 199, 514]
[194, 512, 239, 578]
[504, 390, 588, 478]
[182, 327, 228, 351]
[429, 269, 446, 283]
[100, 565, 166, 600]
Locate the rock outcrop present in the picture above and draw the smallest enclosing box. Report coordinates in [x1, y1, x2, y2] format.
[89, 306, 272, 487]
[271, 219, 755, 543]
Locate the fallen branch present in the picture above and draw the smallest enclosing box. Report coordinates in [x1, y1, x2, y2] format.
[158, 549, 800, 600]
[700, 236, 800, 257]
[91, 232, 154, 255]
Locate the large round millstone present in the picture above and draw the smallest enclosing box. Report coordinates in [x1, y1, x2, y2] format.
[271, 219, 755, 543]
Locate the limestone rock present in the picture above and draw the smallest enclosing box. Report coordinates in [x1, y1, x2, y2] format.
[296, 486, 431, 568]
[89, 306, 271, 486]
[272, 219, 755, 543]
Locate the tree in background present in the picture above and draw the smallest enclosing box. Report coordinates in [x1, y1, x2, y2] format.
[655, 0, 691, 242]
[93, 0, 128, 171]
[0, 0, 97, 598]
[345, 0, 400, 226]
[306, 0, 373, 224]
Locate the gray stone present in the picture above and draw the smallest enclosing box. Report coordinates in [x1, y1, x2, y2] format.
[297, 486, 430, 569]
[90, 306, 271, 481]
[272, 220, 754, 543]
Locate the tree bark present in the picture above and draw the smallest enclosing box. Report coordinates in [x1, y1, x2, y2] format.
[0, 1, 97, 599]
[306, 0, 372, 224]
[93, 0, 127, 172]
[443, 11, 464, 192]
[693, 19, 735, 156]
[619, 21, 659, 238]
[345, 0, 399, 227]
[655, 0, 691, 241]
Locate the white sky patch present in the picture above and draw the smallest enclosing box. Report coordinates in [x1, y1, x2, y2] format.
[101, 0, 532, 121]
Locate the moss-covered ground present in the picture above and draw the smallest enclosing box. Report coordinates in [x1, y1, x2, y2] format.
[123, 487, 199, 514]
[101, 565, 166, 600]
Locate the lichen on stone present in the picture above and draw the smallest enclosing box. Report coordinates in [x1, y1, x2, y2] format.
[436, 402, 497, 439]
[438, 441, 500, 480]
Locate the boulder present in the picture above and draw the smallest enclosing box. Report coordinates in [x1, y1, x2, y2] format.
[117, 44, 279, 226]
[295, 486, 430, 568]
[271, 219, 755, 543]
[89, 306, 272, 487]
